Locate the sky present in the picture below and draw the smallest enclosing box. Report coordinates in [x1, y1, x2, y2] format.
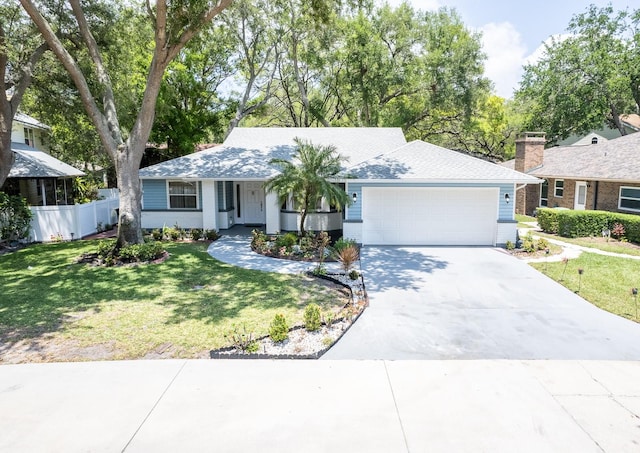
[384, 0, 639, 99]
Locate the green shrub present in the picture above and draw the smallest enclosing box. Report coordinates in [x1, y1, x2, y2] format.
[536, 208, 559, 234]
[118, 241, 164, 262]
[537, 208, 640, 244]
[151, 229, 163, 241]
[97, 239, 117, 258]
[251, 229, 267, 251]
[536, 237, 549, 251]
[276, 232, 298, 248]
[204, 229, 220, 241]
[349, 269, 360, 280]
[190, 228, 203, 241]
[0, 192, 33, 242]
[303, 303, 322, 332]
[332, 237, 356, 254]
[269, 314, 289, 343]
[505, 240, 515, 251]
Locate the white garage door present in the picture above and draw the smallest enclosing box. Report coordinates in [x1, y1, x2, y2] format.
[362, 187, 498, 245]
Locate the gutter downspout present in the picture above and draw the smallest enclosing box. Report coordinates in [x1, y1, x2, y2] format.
[593, 181, 599, 210]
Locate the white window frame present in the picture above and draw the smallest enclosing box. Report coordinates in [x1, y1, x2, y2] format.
[167, 180, 199, 210]
[540, 179, 548, 206]
[619, 186, 640, 213]
[24, 127, 35, 147]
[554, 179, 564, 198]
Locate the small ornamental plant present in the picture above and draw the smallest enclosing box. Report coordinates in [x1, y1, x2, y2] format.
[269, 314, 289, 343]
[303, 303, 322, 332]
[337, 245, 359, 272]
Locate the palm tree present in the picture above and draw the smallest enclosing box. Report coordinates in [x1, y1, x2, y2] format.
[264, 138, 351, 236]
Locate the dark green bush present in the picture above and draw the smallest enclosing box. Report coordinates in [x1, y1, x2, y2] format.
[536, 208, 559, 234]
[332, 237, 357, 254]
[276, 232, 298, 248]
[190, 228, 203, 241]
[119, 241, 164, 262]
[269, 314, 289, 343]
[536, 208, 640, 243]
[151, 229, 163, 241]
[97, 239, 117, 258]
[0, 192, 33, 242]
[303, 303, 322, 332]
[204, 229, 220, 241]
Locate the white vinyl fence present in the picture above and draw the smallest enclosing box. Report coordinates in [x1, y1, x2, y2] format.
[30, 193, 119, 242]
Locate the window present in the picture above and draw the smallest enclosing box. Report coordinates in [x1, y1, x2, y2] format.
[168, 181, 198, 209]
[540, 180, 549, 206]
[591, 137, 598, 144]
[24, 127, 35, 147]
[554, 179, 564, 197]
[619, 186, 640, 212]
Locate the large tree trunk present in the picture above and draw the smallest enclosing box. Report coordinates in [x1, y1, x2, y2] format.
[115, 144, 144, 247]
[610, 103, 627, 136]
[0, 101, 13, 188]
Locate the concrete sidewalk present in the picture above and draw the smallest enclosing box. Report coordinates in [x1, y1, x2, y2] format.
[2, 359, 639, 452]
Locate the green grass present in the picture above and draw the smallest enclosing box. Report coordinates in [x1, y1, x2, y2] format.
[516, 214, 538, 228]
[534, 231, 640, 257]
[531, 254, 640, 322]
[515, 214, 537, 223]
[0, 241, 348, 360]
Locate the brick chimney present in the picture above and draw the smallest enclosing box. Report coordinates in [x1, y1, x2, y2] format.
[515, 132, 545, 215]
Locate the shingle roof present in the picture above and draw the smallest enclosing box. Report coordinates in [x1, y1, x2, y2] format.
[501, 132, 640, 181]
[140, 127, 407, 179]
[347, 140, 540, 183]
[8, 143, 84, 178]
[14, 112, 50, 131]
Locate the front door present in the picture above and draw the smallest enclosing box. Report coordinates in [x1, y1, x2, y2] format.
[574, 181, 587, 210]
[244, 182, 266, 225]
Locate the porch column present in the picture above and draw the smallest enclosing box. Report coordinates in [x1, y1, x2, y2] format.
[201, 180, 218, 230]
[265, 190, 280, 234]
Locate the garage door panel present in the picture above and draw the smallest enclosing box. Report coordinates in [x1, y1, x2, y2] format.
[362, 187, 498, 245]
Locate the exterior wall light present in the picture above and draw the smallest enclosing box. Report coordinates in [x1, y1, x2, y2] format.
[352, 192, 357, 203]
[504, 193, 510, 204]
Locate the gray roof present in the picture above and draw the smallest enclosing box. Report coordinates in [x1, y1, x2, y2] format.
[347, 140, 540, 183]
[140, 127, 407, 179]
[14, 112, 50, 131]
[501, 132, 640, 182]
[139, 128, 538, 183]
[8, 143, 84, 178]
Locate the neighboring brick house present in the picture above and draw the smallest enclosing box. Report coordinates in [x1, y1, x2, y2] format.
[502, 131, 640, 216]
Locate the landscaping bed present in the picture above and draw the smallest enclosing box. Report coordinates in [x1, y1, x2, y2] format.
[210, 271, 367, 358]
[0, 241, 352, 364]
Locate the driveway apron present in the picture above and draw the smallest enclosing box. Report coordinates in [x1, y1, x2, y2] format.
[323, 246, 640, 360]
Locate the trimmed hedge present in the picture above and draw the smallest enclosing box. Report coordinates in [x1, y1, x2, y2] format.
[536, 208, 640, 243]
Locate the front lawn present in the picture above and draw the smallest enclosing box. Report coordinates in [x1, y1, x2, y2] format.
[531, 254, 640, 322]
[0, 241, 349, 362]
[516, 213, 538, 229]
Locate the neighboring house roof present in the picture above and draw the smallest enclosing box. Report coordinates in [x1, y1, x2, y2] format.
[568, 133, 609, 147]
[347, 140, 540, 183]
[140, 127, 408, 180]
[501, 132, 640, 182]
[14, 112, 51, 131]
[621, 113, 640, 131]
[8, 143, 84, 178]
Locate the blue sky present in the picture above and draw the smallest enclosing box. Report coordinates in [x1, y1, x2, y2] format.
[384, 0, 638, 98]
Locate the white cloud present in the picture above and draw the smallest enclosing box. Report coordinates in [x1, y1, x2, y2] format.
[479, 22, 527, 99]
[524, 34, 571, 67]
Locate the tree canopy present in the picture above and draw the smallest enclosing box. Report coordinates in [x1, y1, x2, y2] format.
[516, 4, 640, 143]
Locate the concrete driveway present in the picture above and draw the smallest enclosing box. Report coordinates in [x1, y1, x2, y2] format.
[323, 247, 640, 360]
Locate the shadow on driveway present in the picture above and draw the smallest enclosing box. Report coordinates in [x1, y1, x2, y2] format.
[359, 246, 448, 292]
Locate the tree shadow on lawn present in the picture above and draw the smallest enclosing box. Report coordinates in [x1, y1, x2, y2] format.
[0, 241, 167, 344]
[360, 246, 449, 293]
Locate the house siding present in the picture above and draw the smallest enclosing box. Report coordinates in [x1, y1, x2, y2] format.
[142, 180, 167, 210]
[346, 182, 513, 221]
[538, 178, 640, 215]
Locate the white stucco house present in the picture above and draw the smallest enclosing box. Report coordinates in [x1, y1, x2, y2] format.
[138, 127, 540, 246]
